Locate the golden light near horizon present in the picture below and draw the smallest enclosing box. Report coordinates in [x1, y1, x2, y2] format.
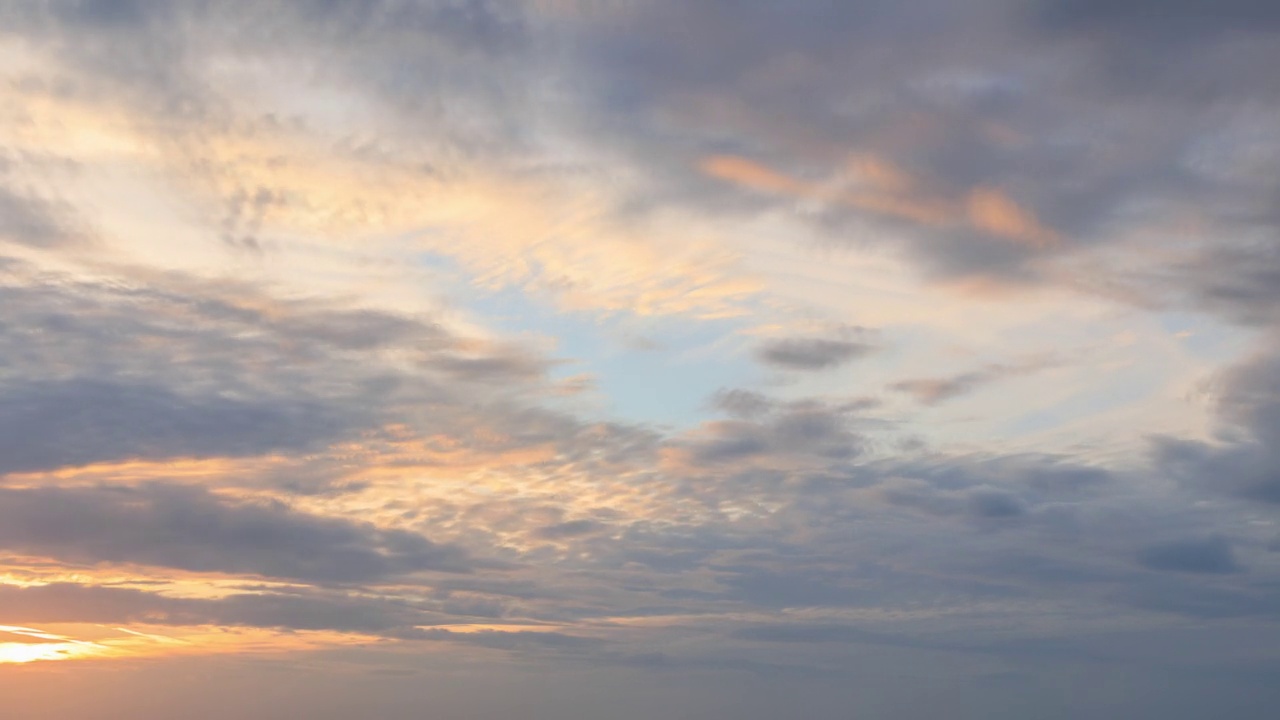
[0, 623, 396, 665]
[0, 627, 106, 665]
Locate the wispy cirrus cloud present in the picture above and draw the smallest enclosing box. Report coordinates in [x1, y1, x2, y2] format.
[890, 356, 1057, 405]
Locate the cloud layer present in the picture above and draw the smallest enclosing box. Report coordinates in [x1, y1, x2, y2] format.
[2, 2, 1280, 719]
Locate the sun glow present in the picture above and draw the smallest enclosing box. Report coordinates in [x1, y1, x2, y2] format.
[0, 626, 107, 664]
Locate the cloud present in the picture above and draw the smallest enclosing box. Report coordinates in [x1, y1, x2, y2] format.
[965, 187, 1058, 248]
[699, 155, 810, 198]
[674, 399, 866, 469]
[0, 259, 581, 480]
[708, 389, 775, 419]
[0, 185, 78, 249]
[1173, 244, 1280, 327]
[0, 1, 761, 322]
[1156, 436, 1280, 505]
[1154, 346, 1280, 504]
[732, 622, 1109, 667]
[5, 2, 1280, 708]
[967, 488, 1027, 519]
[0, 379, 350, 474]
[552, 0, 1280, 322]
[0, 582, 427, 633]
[1123, 580, 1280, 620]
[1138, 536, 1241, 575]
[890, 357, 1054, 405]
[703, 154, 1059, 249]
[0, 483, 477, 582]
[879, 480, 1027, 524]
[9, 0, 1280, 321]
[399, 628, 604, 652]
[1035, 0, 1280, 40]
[754, 337, 876, 372]
[533, 519, 602, 540]
[892, 372, 994, 405]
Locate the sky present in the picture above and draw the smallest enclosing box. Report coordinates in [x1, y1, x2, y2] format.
[2, 1, 1280, 717]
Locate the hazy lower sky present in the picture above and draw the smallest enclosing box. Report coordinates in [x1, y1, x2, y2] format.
[3, 1, 1280, 717]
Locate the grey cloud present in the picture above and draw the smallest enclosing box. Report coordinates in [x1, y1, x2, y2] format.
[399, 628, 604, 652]
[436, 592, 509, 619]
[561, 449, 1125, 615]
[714, 567, 868, 609]
[432, 350, 551, 383]
[619, 547, 712, 574]
[562, 5, 1057, 244]
[891, 358, 1054, 405]
[892, 371, 990, 405]
[1154, 347, 1280, 504]
[689, 426, 769, 465]
[684, 400, 865, 467]
[732, 623, 1107, 665]
[0, 261, 570, 478]
[1178, 244, 1280, 327]
[1212, 347, 1280, 441]
[0, 483, 477, 583]
[1155, 437, 1280, 505]
[875, 453, 1113, 498]
[755, 338, 876, 372]
[49, 0, 153, 28]
[267, 306, 429, 350]
[880, 481, 1026, 523]
[1036, 0, 1280, 41]
[708, 389, 773, 419]
[0, 582, 189, 626]
[0, 186, 77, 249]
[533, 519, 602, 541]
[599, 649, 827, 679]
[563, 0, 1280, 318]
[1015, 462, 1114, 493]
[967, 488, 1027, 519]
[207, 589, 438, 632]
[712, 556, 1023, 611]
[986, 553, 1132, 587]
[734, 623, 897, 645]
[0, 581, 447, 634]
[565, 443, 1126, 609]
[594, 444, 1122, 616]
[1122, 579, 1280, 620]
[0, 379, 349, 474]
[0, 263, 423, 384]
[1138, 537, 1241, 575]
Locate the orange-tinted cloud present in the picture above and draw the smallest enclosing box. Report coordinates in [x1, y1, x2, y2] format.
[701, 153, 1059, 247]
[967, 187, 1059, 248]
[700, 155, 811, 197]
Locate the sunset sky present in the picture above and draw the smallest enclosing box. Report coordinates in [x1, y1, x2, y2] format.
[3, 1, 1280, 718]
